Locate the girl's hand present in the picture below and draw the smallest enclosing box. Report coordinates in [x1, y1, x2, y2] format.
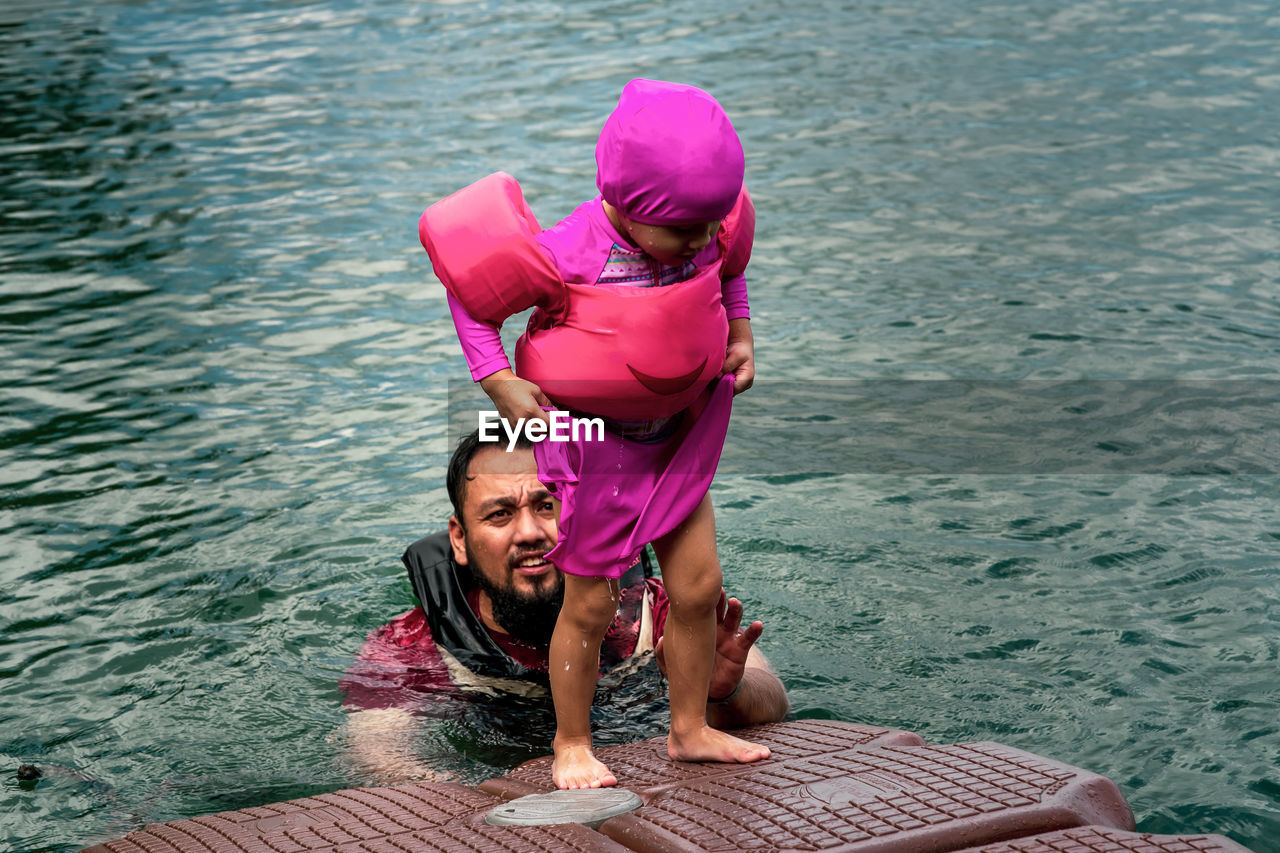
[479, 369, 553, 425]
[722, 317, 755, 395]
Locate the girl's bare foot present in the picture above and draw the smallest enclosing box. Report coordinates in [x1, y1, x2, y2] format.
[668, 725, 771, 764]
[552, 741, 618, 789]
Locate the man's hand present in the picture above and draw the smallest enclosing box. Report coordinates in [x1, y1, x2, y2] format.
[655, 590, 762, 701]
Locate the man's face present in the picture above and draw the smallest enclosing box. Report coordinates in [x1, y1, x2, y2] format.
[448, 446, 562, 638]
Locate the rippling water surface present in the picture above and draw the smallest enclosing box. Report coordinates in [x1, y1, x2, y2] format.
[2, 1, 1278, 850]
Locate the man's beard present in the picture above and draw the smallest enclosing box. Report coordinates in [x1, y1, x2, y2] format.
[464, 543, 564, 646]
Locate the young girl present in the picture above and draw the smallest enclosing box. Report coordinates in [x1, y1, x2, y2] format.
[421, 79, 770, 788]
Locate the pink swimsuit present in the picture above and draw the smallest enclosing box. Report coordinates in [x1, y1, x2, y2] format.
[421, 173, 753, 578]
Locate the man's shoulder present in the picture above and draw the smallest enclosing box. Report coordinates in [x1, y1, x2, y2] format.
[341, 607, 453, 711]
[402, 530, 456, 607]
[402, 530, 451, 567]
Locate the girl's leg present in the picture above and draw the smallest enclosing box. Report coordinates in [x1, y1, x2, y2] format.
[653, 494, 771, 763]
[550, 572, 622, 788]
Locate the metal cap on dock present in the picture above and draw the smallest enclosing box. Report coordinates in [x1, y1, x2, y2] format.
[485, 788, 644, 829]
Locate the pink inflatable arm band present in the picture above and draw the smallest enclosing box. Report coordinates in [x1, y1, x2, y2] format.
[418, 172, 563, 326]
[717, 187, 754, 281]
[421, 175, 753, 418]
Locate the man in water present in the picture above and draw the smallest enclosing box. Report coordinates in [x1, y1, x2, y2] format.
[340, 429, 789, 781]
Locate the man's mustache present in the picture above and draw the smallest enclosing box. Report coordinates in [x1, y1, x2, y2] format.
[508, 546, 554, 568]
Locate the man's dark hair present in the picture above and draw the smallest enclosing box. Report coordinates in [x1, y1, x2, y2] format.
[446, 427, 535, 525]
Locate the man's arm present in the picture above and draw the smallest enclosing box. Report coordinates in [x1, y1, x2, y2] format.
[655, 593, 790, 727]
[339, 708, 453, 784]
[336, 608, 457, 783]
[706, 644, 789, 729]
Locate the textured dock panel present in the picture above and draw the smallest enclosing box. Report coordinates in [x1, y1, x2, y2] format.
[596, 741, 1135, 853]
[80, 780, 632, 853]
[480, 718, 926, 799]
[84, 724, 1192, 853]
[953, 824, 1254, 852]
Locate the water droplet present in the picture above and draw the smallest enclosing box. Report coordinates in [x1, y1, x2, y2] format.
[564, 662, 571, 670]
[612, 486, 619, 496]
[581, 640, 588, 647]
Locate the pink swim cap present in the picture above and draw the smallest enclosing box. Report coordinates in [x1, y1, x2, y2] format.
[596, 79, 744, 226]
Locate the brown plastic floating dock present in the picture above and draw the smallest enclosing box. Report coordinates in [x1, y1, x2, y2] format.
[81, 781, 630, 853]
[952, 825, 1253, 852]
[80, 720, 1253, 853]
[480, 718, 926, 799]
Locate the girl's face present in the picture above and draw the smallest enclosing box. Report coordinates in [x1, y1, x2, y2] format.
[620, 215, 721, 268]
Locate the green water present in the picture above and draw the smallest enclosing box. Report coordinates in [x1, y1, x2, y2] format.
[2, 1, 1278, 850]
